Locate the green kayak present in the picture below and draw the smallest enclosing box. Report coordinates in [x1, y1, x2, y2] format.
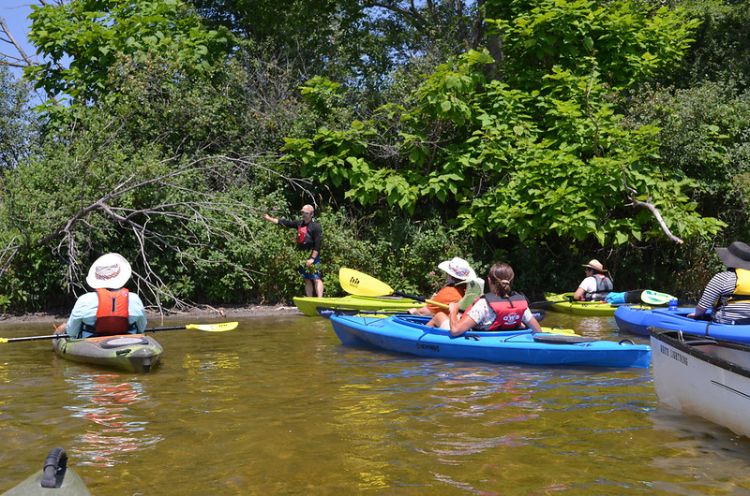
[293, 295, 420, 317]
[53, 334, 163, 373]
[2, 448, 90, 496]
[544, 292, 649, 316]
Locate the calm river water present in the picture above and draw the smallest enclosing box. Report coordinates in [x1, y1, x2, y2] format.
[1, 311, 750, 495]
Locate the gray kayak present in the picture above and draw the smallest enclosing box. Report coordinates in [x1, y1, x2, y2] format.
[53, 334, 163, 373]
[2, 448, 90, 496]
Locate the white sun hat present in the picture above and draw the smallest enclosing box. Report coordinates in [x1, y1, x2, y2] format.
[437, 257, 477, 282]
[86, 253, 132, 289]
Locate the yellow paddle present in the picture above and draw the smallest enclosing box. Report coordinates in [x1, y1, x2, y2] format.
[0, 322, 239, 344]
[339, 267, 449, 309]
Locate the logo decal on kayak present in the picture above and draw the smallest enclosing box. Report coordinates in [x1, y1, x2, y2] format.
[349, 277, 360, 287]
[661, 344, 687, 366]
[417, 343, 439, 352]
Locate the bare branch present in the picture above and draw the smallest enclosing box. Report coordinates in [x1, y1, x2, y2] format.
[628, 197, 684, 244]
[0, 16, 34, 67]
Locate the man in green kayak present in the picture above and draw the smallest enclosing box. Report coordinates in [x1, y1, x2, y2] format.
[573, 259, 613, 301]
[55, 253, 148, 338]
[263, 204, 324, 297]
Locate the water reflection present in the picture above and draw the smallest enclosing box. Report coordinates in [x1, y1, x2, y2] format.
[64, 372, 161, 467]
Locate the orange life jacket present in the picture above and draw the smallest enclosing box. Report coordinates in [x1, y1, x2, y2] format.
[94, 288, 131, 335]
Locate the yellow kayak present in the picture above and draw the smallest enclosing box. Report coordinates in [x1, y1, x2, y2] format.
[544, 292, 649, 316]
[293, 295, 420, 317]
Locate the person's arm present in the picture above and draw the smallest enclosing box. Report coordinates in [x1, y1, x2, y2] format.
[521, 308, 542, 332]
[687, 305, 709, 319]
[408, 306, 432, 316]
[573, 287, 585, 301]
[573, 277, 593, 301]
[63, 293, 98, 339]
[449, 302, 478, 337]
[129, 293, 148, 332]
[688, 272, 731, 319]
[306, 222, 322, 266]
[262, 213, 279, 224]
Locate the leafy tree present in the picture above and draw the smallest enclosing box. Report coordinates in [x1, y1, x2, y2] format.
[0, 67, 36, 169]
[190, 0, 480, 91]
[26, 0, 233, 105]
[283, 1, 725, 246]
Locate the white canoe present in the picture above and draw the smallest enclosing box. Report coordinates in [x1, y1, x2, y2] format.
[650, 328, 750, 438]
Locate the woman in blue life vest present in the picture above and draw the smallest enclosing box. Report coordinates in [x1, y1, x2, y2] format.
[263, 204, 324, 297]
[688, 241, 750, 324]
[573, 259, 613, 301]
[447, 262, 542, 337]
[54, 253, 148, 339]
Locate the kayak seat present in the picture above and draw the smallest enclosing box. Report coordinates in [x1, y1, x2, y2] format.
[41, 447, 68, 489]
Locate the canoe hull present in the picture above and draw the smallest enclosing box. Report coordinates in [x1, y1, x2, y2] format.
[53, 335, 163, 373]
[614, 306, 750, 343]
[650, 328, 750, 438]
[330, 315, 651, 368]
[293, 295, 419, 316]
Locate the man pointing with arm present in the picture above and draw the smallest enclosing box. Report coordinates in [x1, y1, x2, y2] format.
[263, 204, 324, 297]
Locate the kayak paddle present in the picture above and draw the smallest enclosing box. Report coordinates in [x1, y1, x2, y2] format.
[0, 322, 239, 343]
[640, 290, 676, 306]
[339, 267, 449, 309]
[147, 322, 239, 333]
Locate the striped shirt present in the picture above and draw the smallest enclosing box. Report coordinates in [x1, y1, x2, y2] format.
[698, 271, 750, 324]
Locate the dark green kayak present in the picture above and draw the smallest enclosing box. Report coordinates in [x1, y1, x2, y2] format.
[53, 334, 163, 373]
[2, 448, 90, 496]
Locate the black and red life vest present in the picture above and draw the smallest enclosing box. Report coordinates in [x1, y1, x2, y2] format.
[466, 293, 529, 330]
[296, 224, 312, 246]
[94, 288, 131, 335]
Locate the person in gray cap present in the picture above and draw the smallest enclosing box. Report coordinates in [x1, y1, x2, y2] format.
[263, 204, 324, 297]
[688, 241, 750, 324]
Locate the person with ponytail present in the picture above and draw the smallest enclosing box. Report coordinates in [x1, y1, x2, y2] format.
[447, 262, 542, 337]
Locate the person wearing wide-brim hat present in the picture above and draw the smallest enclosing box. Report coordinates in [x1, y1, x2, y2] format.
[573, 259, 613, 301]
[408, 257, 483, 329]
[55, 253, 148, 339]
[689, 241, 750, 324]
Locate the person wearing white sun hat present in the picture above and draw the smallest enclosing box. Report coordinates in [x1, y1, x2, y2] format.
[55, 253, 147, 339]
[408, 257, 483, 329]
[573, 259, 613, 301]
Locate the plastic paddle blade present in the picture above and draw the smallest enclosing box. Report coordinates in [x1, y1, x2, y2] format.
[339, 267, 395, 297]
[640, 290, 675, 306]
[186, 322, 238, 332]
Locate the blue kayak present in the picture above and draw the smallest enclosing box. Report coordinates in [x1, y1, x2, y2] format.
[614, 305, 750, 343]
[329, 315, 651, 368]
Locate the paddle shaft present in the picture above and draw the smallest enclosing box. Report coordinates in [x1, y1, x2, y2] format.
[392, 291, 449, 310]
[0, 333, 71, 343]
[0, 322, 236, 344]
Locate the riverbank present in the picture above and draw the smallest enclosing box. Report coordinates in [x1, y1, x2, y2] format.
[0, 304, 301, 325]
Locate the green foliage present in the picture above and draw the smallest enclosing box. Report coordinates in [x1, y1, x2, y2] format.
[625, 80, 750, 239]
[26, 0, 233, 105]
[0, 67, 37, 169]
[486, 0, 700, 89]
[284, 46, 724, 246]
[667, 0, 750, 88]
